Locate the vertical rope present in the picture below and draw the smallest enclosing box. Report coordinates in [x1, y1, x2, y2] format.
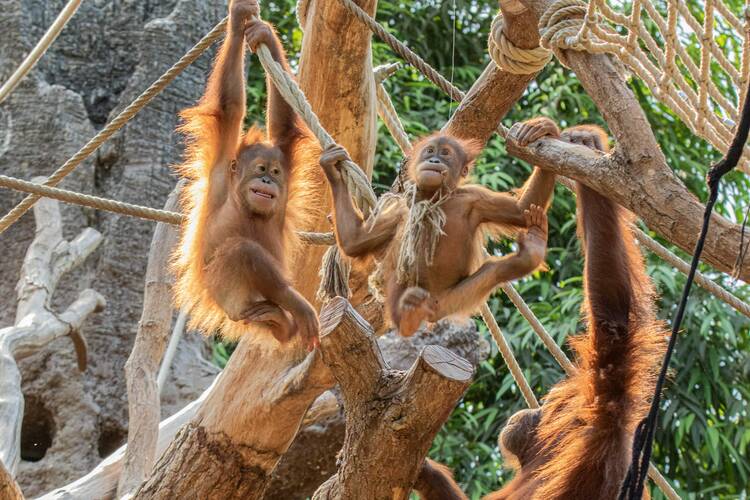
[697, 0, 715, 136]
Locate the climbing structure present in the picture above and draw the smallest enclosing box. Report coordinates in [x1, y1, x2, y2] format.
[1, 0, 749, 498]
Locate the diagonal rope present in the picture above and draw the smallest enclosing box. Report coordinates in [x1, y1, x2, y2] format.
[355, 0, 750, 323]
[364, 24, 678, 496]
[0, 17, 230, 236]
[555, 177, 750, 319]
[252, 20, 376, 216]
[0, 0, 82, 104]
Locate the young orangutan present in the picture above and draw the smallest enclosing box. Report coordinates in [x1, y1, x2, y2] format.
[319, 118, 559, 337]
[172, 0, 321, 350]
[485, 125, 666, 500]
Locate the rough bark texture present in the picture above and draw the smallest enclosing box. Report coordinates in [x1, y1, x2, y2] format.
[118, 183, 182, 498]
[0, 461, 23, 500]
[0, 0, 221, 494]
[135, 343, 335, 499]
[133, 0, 383, 495]
[444, 0, 541, 145]
[311, 298, 473, 500]
[293, 0, 380, 301]
[505, 107, 750, 280]
[264, 320, 490, 500]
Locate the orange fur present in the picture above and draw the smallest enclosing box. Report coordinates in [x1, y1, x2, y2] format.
[171, 109, 322, 342]
[486, 126, 665, 500]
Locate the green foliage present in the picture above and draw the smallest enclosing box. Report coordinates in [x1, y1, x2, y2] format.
[212, 0, 750, 497]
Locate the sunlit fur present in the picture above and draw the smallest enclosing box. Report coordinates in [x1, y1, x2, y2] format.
[172, 103, 322, 342]
[486, 126, 666, 500]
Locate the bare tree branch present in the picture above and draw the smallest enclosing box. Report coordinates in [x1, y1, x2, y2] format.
[0, 192, 104, 478]
[117, 182, 182, 498]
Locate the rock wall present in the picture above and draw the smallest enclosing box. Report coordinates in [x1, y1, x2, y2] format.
[0, 0, 222, 494]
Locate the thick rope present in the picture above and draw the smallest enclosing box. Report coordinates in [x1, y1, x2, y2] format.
[538, 0, 750, 172]
[480, 304, 538, 408]
[337, 0, 465, 103]
[253, 32, 376, 216]
[0, 175, 184, 225]
[556, 177, 750, 319]
[621, 76, 750, 500]
[488, 13, 552, 75]
[634, 230, 750, 318]
[0, 17, 230, 236]
[0, 0, 82, 104]
[364, 36, 677, 496]
[0, 174, 335, 245]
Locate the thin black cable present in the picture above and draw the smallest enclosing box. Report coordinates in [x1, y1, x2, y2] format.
[619, 79, 750, 499]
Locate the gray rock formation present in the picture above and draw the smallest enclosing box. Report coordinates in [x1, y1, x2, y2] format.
[0, 0, 222, 494]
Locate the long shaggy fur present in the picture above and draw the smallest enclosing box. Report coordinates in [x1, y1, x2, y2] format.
[486, 182, 666, 500]
[172, 103, 322, 341]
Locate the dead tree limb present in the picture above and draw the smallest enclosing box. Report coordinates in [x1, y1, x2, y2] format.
[0, 187, 104, 478]
[312, 298, 473, 500]
[445, 0, 542, 145]
[118, 182, 182, 498]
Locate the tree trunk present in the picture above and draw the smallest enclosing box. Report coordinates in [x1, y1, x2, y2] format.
[311, 298, 473, 500]
[134, 0, 381, 494]
[118, 183, 182, 498]
[445, 0, 542, 145]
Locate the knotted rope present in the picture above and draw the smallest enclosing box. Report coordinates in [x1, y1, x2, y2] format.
[488, 13, 552, 75]
[251, 16, 378, 301]
[537, 0, 750, 171]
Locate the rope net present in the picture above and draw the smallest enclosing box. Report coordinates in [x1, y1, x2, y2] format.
[539, 0, 750, 171]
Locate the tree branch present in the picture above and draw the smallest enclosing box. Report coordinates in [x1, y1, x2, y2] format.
[0, 195, 103, 478]
[117, 181, 183, 498]
[444, 0, 541, 145]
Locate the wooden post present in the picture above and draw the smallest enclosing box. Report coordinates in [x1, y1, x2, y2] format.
[117, 182, 182, 498]
[312, 298, 473, 499]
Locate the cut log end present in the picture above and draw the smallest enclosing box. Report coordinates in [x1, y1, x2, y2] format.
[419, 345, 473, 382]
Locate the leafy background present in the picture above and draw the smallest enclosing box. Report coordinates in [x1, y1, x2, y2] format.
[217, 1, 750, 498]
